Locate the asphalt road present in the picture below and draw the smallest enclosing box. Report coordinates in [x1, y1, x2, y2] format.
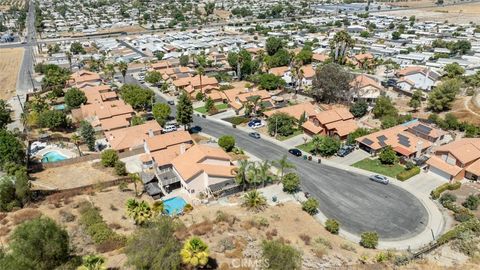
[123, 76, 428, 240]
[17, 0, 36, 93]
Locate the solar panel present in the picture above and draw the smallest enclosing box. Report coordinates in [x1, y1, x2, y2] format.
[412, 124, 432, 134]
[362, 138, 374, 146]
[379, 141, 387, 147]
[377, 135, 387, 141]
[397, 134, 411, 147]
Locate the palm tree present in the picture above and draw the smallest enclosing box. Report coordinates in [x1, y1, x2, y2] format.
[257, 160, 271, 187]
[311, 135, 323, 155]
[65, 51, 72, 71]
[247, 162, 260, 189]
[250, 95, 261, 116]
[180, 237, 209, 268]
[242, 190, 267, 211]
[151, 200, 164, 216]
[196, 66, 205, 94]
[103, 63, 116, 83]
[78, 255, 106, 270]
[235, 160, 250, 191]
[117, 61, 128, 83]
[330, 30, 355, 64]
[70, 134, 82, 157]
[128, 173, 143, 197]
[273, 155, 296, 182]
[125, 198, 152, 225]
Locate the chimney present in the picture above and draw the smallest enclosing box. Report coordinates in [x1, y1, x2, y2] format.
[416, 141, 424, 158]
[148, 129, 154, 137]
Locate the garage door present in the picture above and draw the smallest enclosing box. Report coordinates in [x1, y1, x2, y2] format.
[429, 166, 451, 181]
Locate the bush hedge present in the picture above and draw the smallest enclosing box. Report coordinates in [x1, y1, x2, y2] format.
[431, 182, 462, 199]
[79, 202, 126, 247]
[396, 166, 420, 181]
[437, 218, 480, 245]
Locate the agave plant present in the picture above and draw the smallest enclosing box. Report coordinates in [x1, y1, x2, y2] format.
[242, 190, 267, 211]
[77, 254, 106, 270]
[180, 237, 209, 267]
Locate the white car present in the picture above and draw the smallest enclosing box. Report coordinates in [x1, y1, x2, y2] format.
[163, 125, 177, 133]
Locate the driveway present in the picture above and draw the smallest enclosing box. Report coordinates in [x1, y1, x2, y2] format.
[331, 149, 370, 166]
[404, 171, 448, 195]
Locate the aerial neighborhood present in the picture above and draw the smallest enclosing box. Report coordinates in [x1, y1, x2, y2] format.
[2, 0, 480, 269]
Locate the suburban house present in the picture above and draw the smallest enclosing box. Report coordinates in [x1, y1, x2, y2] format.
[350, 74, 383, 104]
[69, 70, 102, 86]
[173, 75, 219, 97]
[302, 107, 358, 139]
[140, 131, 237, 198]
[81, 85, 118, 104]
[350, 53, 375, 68]
[263, 102, 321, 121]
[395, 66, 441, 92]
[312, 53, 329, 63]
[74, 100, 135, 131]
[426, 138, 480, 181]
[105, 120, 162, 152]
[356, 121, 445, 159]
[150, 60, 179, 71]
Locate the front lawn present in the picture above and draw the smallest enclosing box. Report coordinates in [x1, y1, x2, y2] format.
[352, 158, 406, 178]
[297, 141, 315, 153]
[194, 103, 229, 114]
[277, 129, 303, 141]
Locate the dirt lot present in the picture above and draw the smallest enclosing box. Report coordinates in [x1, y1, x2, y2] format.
[0, 47, 24, 100]
[450, 97, 480, 126]
[31, 161, 118, 190]
[379, 2, 480, 24]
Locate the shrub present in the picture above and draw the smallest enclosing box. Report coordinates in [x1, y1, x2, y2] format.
[325, 218, 340, 234]
[261, 240, 302, 270]
[360, 232, 379, 249]
[462, 194, 480, 210]
[437, 218, 480, 245]
[431, 182, 462, 199]
[282, 172, 300, 193]
[378, 146, 397, 165]
[439, 193, 457, 207]
[454, 208, 475, 222]
[114, 160, 127, 176]
[101, 149, 119, 167]
[302, 198, 319, 215]
[396, 166, 420, 181]
[218, 135, 235, 152]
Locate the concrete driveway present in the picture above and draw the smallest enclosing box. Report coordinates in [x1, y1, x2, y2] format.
[331, 149, 370, 166]
[403, 171, 448, 195]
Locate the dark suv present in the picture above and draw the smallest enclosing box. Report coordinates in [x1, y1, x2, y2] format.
[337, 145, 355, 157]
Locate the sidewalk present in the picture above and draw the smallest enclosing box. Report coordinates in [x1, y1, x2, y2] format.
[201, 114, 447, 250]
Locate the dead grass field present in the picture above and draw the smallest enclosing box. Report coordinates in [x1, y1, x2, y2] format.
[450, 97, 480, 125]
[0, 47, 24, 100]
[379, 2, 480, 24]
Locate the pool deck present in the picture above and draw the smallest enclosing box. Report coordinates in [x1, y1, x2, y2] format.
[36, 146, 77, 160]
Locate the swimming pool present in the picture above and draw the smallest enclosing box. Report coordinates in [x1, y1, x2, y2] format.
[53, 104, 66, 110]
[163, 197, 187, 215]
[41, 151, 68, 163]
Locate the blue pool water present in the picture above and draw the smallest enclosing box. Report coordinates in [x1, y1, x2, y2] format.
[163, 197, 187, 215]
[53, 104, 66, 110]
[41, 151, 68, 163]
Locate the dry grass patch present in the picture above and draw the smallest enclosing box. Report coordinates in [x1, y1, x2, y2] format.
[11, 208, 42, 225]
[0, 47, 24, 100]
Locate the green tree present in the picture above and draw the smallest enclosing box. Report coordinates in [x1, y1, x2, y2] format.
[443, 62, 465, 78]
[265, 37, 284, 56]
[302, 198, 319, 215]
[325, 219, 340, 234]
[329, 30, 355, 64]
[346, 128, 371, 145]
[257, 73, 286, 90]
[0, 176, 18, 211]
[261, 240, 302, 270]
[101, 149, 119, 167]
[38, 110, 68, 129]
[115, 160, 127, 176]
[218, 135, 235, 152]
[242, 190, 267, 211]
[155, 52, 165, 61]
[379, 146, 397, 165]
[0, 129, 24, 169]
[462, 195, 480, 210]
[273, 155, 295, 182]
[120, 84, 154, 110]
[176, 92, 193, 129]
[152, 103, 171, 126]
[14, 169, 30, 206]
[360, 232, 379, 249]
[428, 79, 460, 112]
[180, 237, 210, 268]
[204, 96, 216, 115]
[179, 55, 189, 67]
[265, 48, 291, 68]
[312, 135, 341, 157]
[145, 71, 162, 84]
[70, 41, 86, 54]
[381, 115, 398, 129]
[267, 112, 297, 137]
[391, 31, 401, 40]
[6, 217, 70, 270]
[295, 44, 313, 64]
[0, 99, 12, 129]
[282, 172, 300, 193]
[372, 96, 398, 118]
[350, 100, 368, 118]
[64, 87, 87, 108]
[408, 90, 423, 111]
[125, 216, 182, 270]
[117, 61, 128, 83]
[130, 115, 145, 126]
[204, 2, 215, 16]
[312, 63, 353, 103]
[79, 120, 96, 151]
[235, 160, 251, 191]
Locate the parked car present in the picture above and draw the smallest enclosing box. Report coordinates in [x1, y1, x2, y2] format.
[248, 120, 264, 129]
[249, 132, 261, 139]
[288, 148, 302, 157]
[369, 175, 389, 185]
[167, 100, 175, 105]
[381, 78, 397, 88]
[189, 125, 202, 134]
[337, 145, 355, 157]
[163, 124, 177, 133]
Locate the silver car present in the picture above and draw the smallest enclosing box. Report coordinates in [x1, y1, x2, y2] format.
[369, 175, 389, 185]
